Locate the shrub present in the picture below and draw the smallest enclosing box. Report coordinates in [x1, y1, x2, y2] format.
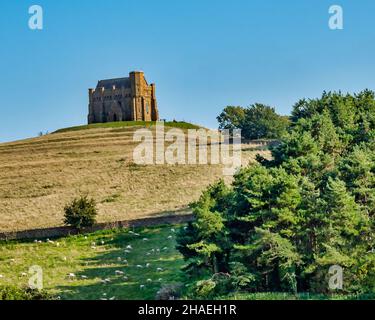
[193, 279, 217, 299]
[64, 195, 97, 230]
[0, 286, 54, 300]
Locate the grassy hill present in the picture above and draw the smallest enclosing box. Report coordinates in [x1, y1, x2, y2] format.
[0, 224, 185, 300]
[0, 121, 270, 232]
[54, 121, 202, 134]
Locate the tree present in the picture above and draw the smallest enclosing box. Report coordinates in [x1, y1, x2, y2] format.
[217, 106, 246, 131]
[179, 90, 375, 297]
[64, 195, 98, 230]
[241, 104, 289, 140]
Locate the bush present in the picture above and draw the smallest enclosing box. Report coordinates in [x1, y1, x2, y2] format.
[64, 195, 97, 230]
[0, 286, 54, 300]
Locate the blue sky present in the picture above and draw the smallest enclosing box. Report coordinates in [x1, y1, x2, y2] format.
[1, 0, 375, 142]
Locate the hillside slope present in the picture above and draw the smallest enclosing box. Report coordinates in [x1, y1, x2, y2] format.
[0, 123, 270, 232]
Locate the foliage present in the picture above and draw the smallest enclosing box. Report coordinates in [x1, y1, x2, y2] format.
[217, 106, 246, 131]
[217, 104, 289, 139]
[0, 286, 54, 300]
[179, 91, 375, 298]
[64, 195, 98, 230]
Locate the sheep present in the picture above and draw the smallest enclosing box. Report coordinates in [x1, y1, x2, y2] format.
[67, 273, 76, 279]
[158, 278, 163, 282]
[81, 275, 88, 279]
[162, 247, 168, 251]
[115, 270, 124, 275]
[126, 245, 132, 250]
[0, 275, 4, 278]
[109, 297, 116, 300]
[117, 257, 122, 262]
[136, 265, 143, 268]
[167, 235, 173, 239]
[140, 285, 145, 289]
[124, 250, 131, 253]
[147, 278, 152, 283]
[146, 263, 151, 268]
[143, 238, 149, 241]
[171, 228, 176, 233]
[157, 268, 163, 272]
[123, 276, 129, 280]
[123, 259, 128, 264]
[101, 240, 105, 245]
[146, 252, 151, 256]
[21, 272, 27, 277]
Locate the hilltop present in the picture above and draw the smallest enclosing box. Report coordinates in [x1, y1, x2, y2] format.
[0, 121, 270, 232]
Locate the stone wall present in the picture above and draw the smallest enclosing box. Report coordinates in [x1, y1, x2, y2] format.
[0, 213, 193, 241]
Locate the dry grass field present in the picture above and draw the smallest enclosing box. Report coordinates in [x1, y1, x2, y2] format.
[0, 123, 271, 232]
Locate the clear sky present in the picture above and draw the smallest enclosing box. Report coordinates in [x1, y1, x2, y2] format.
[1, 0, 375, 142]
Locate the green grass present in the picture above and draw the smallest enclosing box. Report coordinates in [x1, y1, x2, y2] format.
[0, 225, 185, 300]
[54, 121, 202, 134]
[218, 292, 375, 300]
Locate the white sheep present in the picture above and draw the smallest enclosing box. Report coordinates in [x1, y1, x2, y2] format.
[146, 263, 151, 268]
[115, 270, 124, 275]
[147, 278, 152, 282]
[140, 285, 145, 289]
[157, 268, 163, 272]
[126, 245, 132, 250]
[68, 273, 76, 279]
[136, 265, 143, 268]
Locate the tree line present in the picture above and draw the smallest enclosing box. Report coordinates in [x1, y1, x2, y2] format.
[217, 104, 289, 140]
[177, 90, 375, 298]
